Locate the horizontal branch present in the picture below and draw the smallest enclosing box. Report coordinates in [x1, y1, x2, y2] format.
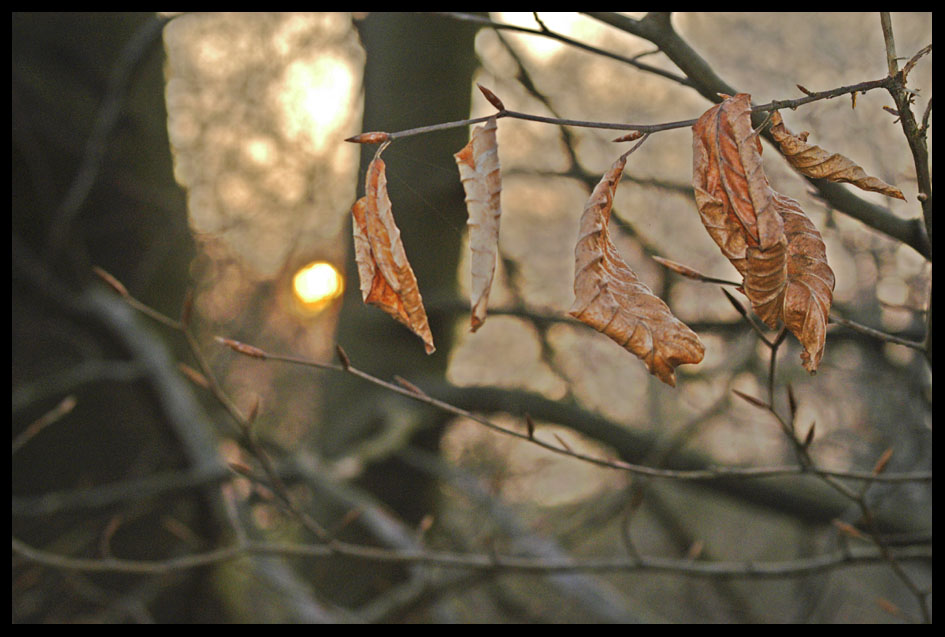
[12, 536, 931, 579]
[352, 76, 898, 143]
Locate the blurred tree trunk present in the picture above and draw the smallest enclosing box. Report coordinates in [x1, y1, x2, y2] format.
[321, 13, 480, 495]
[13, 12, 226, 622]
[310, 12, 480, 609]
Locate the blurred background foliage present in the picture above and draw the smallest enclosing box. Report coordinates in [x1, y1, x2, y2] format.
[13, 12, 930, 622]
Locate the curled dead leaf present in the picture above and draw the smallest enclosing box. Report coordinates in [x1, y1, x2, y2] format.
[743, 238, 788, 328]
[773, 191, 835, 373]
[351, 145, 435, 354]
[768, 111, 905, 200]
[454, 116, 502, 332]
[693, 93, 788, 327]
[692, 95, 835, 371]
[692, 93, 784, 251]
[570, 152, 705, 387]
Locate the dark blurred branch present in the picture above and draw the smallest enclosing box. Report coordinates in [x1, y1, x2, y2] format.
[439, 11, 694, 88]
[13, 239, 224, 476]
[44, 14, 171, 262]
[12, 535, 931, 578]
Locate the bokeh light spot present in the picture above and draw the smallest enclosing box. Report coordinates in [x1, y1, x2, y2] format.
[292, 261, 344, 312]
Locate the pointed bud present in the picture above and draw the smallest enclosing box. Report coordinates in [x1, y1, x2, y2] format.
[215, 336, 268, 359]
[802, 422, 816, 448]
[477, 84, 506, 111]
[832, 519, 865, 541]
[336, 345, 351, 370]
[92, 266, 128, 297]
[612, 131, 644, 143]
[652, 256, 709, 282]
[732, 389, 769, 410]
[872, 447, 894, 476]
[722, 287, 748, 317]
[786, 383, 798, 422]
[178, 362, 209, 389]
[345, 131, 391, 144]
[394, 375, 427, 397]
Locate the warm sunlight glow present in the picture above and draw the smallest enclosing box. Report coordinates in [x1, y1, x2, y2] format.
[280, 55, 357, 153]
[292, 261, 344, 311]
[493, 12, 583, 61]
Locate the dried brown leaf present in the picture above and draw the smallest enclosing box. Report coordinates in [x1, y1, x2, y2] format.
[693, 94, 788, 327]
[570, 153, 704, 386]
[774, 191, 835, 372]
[769, 111, 905, 200]
[743, 238, 788, 328]
[351, 147, 435, 354]
[693, 96, 835, 370]
[693, 93, 785, 252]
[454, 116, 503, 332]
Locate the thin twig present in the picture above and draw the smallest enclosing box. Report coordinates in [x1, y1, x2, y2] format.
[828, 314, 925, 351]
[12, 395, 77, 455]
[880, 13, 900, 76]
[438, 12, 694, 88]
[95, 269, 931, 485]
[354, 76, 897, 145]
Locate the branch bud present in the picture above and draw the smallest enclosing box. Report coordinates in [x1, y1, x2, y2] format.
[345, 131, 391, 144]
[477, 84, 506, 111]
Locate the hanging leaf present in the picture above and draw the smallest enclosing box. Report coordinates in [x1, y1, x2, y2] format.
[570, 152, 705, 387]
[692, 93, 785, 252]
[692, 95, 836, 370]
[693, 93, 788, 327]
[743, 238, 788, 328]
[768, 111, 905, 200]
[773, 190, 835, 373]
[351, 144, 435, 354]
[454, 116, 503, 332]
